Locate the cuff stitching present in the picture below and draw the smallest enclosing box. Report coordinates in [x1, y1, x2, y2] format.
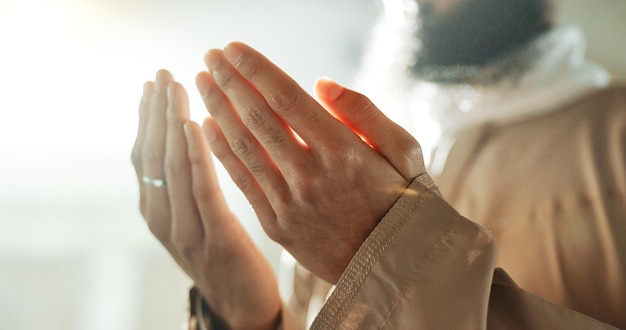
[311, 174, 437, 329]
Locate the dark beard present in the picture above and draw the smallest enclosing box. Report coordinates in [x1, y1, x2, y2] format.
[410, 0, 552, 84]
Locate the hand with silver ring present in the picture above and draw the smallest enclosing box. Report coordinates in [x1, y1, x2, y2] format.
[131, 70, 281, 329]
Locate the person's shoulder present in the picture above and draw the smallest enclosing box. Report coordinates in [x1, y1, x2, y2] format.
[592, 81, 626, 98]
[555, 83, 626, 129]
[574, 82, 626, 111]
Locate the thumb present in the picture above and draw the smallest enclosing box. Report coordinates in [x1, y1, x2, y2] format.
[315, 77, 426, 180]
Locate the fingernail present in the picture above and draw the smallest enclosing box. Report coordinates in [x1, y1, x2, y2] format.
[203, 121, 217, 142]
[155, 69, 167, 89]
[143, 81, 151, 96]
[223, 42, 243, 66]
[205, 49, 223, 82]
[167, 83, 176, 108]
[167, 82, 174, 99]
[183, 122, 194, 143]
[323, 78, 344, 101]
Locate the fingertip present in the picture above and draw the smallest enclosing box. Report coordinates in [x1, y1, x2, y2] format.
[202, 49, 211, 62]
[225, 40, 247, 49]
[185, 121, 212, 153]
[166, 82, 175, 100]
[195, 71, 206, 85]
[203, 48, 223, 69]
[155, 69, 173, 81]
[143, 81, 154, 95]
[202, 117, 218, 143]
[195, 71, 213, 91]
[183, 120, 193, 141]
[315, 77, 344, 102]
[168, 81, 185, 95]
[223, 41, 244, 66]
[201, 116, 213, 128]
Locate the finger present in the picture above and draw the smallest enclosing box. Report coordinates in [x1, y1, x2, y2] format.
[221, 42, 353, 149]
[183, 120, 229, 217]
[132, 81, 154, 174]
[199, 118, 279, 236]
[132, 81, 154, 216]
[203, 49, 307, 166]
[143, 69, 173, 178]
[315, 78, 426, 180]
[165, 82, 204, 244]
[142, 69, 174, 240]
[195, 70, 290, 214]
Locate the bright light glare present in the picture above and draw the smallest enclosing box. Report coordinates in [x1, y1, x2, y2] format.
[0, 1, 199, 152]
[3, 5, 60, 47]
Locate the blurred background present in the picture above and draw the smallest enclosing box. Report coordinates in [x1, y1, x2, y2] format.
[0, 0, 624, 329]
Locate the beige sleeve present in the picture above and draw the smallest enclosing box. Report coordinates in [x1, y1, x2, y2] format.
[309, 174, 618, 329]
[189, 174, 617, 329]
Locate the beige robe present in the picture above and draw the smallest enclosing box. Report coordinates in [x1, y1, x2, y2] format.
[192, 86, 626, 329]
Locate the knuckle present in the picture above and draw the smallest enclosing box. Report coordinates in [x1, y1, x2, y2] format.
[354, 99, 381, 125]
[270, 89, 300, 114]
[396, 134, 422, 157]
[263, 127, 286, 148]
[360, 100, 380, 119]
[231, 137, 253, 158]
[210, 142, 231, 160]
[242, 105, 267, 129]
[234, 52, 259, 80]
[247, 161, 265, 177]
[191, 187, 206, 202]
[131, 147, 141, 168]
[151, 86, 165, 100]
[191, 184, 212, 202]
[322, 146, 358, 169]
[164, 157, 185, 177]
[390, 135, 425, 178]
[141, 148, 164, 164]
[290, 172, 316, 201]
[405, 137, 423, 155]
[232, 173, 254, 194]
[200, 93, 224, 118]
[150, 94, 167, 111]
[186, 148, 202, 166]
[217, 70, 236, 90]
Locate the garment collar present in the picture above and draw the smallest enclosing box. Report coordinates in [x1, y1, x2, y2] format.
[409, 26, 610, 137]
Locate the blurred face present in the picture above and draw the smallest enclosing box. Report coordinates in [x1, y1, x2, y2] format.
[410, 0, 552, 81]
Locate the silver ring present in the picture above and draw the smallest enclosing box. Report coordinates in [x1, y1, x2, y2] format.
[142, 175, 167, 188]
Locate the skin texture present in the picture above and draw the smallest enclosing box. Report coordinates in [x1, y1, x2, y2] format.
[133, 44, 426, 328]
[196, 42, 425, 284]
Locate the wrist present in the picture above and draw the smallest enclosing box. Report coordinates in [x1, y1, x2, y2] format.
[190, 286, 282, 330]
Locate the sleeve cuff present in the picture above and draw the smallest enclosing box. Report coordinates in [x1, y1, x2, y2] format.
[311, 173, 496, 329]
[188, 286, 303, 330]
